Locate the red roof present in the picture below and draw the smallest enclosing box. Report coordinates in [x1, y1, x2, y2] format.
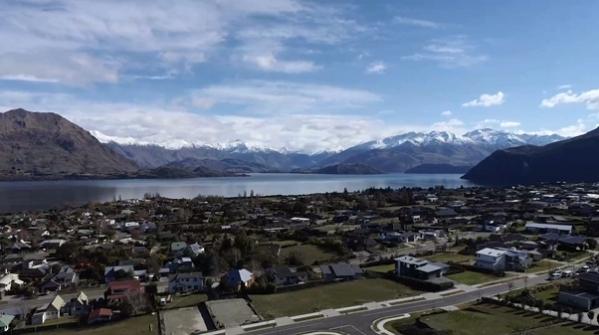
[107, 279, 143, 293]
[89, 308, 112, 319]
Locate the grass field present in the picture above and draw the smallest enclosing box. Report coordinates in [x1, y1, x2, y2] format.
[162, 293, 208, 310]
[527, 260, 560, 273]
[251, 278, 419, 319]
[278, 244, 337, 265]
[447, 270, 501, 285]
[423, 304, 594, 335]
[388, 303, 594, 335]
[426, 253, 474, 264]
[42, 314, 158, 335]
[363, 263, 395, 273]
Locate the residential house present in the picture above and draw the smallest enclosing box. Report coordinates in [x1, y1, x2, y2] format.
[225, 268, 255, 290]
[395, 256, 450, 282]
[104, 265, 135, 283]
[558, 271, 599, 311]
[525, 222, 572, 235]
[105, 279, 145, 305]
[66, 291, 89, 316]
[320, 263, 363, 282]
[0, 314, 14, 332]
[87, 308, 113, 324]
[475, 247, 532, 272]
[267, 266, 308, 287]
[31, 295, 65, 325]
[0, 273, 24, 293]
[168, 272, 204, 294]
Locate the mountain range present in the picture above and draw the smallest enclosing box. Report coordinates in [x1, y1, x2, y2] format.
[463, 126, 599, 185]
[0, 109, 567, 180]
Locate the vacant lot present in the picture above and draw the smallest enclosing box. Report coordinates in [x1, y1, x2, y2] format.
[251, 278, 419, 319]
[42, 314, 158, 335]
[279, 244, 337, 265]
[398, 303, 594, 335]
[447, 270, 501, 285]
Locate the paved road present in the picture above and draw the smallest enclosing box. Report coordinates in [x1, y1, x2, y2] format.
[247, 275, 547, 335]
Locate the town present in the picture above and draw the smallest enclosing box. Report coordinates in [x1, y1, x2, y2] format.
[2, 183, 599, 334]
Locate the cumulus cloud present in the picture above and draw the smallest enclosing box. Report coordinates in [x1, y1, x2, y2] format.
[441, 110, 452, 117]
[365, 61, 387, 74]
[394, 16, 440, 29]
[540, 89, 599, 110]
[402, 36, 487, 68]
[462, 91, 505, 108]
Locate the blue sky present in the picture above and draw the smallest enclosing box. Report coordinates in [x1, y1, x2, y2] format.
[0, 0, 598, 152]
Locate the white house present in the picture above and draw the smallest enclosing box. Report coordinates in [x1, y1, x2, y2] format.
[475, 248, 507, 272]
[31, 295, 65, 325]
[0, 273, 24, 292]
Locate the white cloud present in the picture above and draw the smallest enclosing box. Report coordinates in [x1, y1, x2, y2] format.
[402, 36, 487, 68]
[540, 89, 599, 110]
[557, 84, 572, 91]
[499, 121, 521, 128]
[441, 110, 452, 117]
[190, 80, 382, 114]
[365, 61, 387, 74]
[0, 0, 352, 85]
[238, 40, 320, 73]
[462, 91, 505, 108]
[394, 16, 440, 29]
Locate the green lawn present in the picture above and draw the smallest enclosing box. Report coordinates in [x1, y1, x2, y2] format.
[447, 270, 501, 285]
[251, 278, 420, 319]
[527, 260, 560, 273]
[363, 263, 395, 273]
[390, 303, 594, 335]
[42, 314, 158, 335]
[279, 244, 337, 265]
[426, 253, 474, 264]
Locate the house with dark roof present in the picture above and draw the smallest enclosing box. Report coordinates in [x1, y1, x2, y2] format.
[319, 262, 363, 282]
[395, 256, 450, 282]
[168, 272, 204, 294]
[267, 266, 308, 287]
[558, 271, 599, 311]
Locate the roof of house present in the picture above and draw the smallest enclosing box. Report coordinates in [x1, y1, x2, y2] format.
[396, 255, 428, 266]
[0, 314, 14, 328]
[89, 308, 113, 319]
[227, 268, 253, 285]
[525, 222, 572, 231]
[476, 248, 507, 257]
[329, 263, 362, 277]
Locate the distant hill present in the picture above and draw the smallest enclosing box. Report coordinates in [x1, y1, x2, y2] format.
[313, 163, 383, 175]
[0, 109, 137, 180]
[138, 157, 270, 178]
[462, 127, 599, 185]
[405, 163, 472, 174]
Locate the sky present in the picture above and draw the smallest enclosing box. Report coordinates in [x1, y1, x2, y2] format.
[1, 0, 599, 153]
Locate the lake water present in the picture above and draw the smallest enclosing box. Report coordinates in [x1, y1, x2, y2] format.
[0, 173, 474, 213]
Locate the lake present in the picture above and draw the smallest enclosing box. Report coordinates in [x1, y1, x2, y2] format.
[0, 173, 474, 213]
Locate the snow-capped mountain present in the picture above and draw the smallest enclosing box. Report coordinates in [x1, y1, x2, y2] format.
[319, 129, 565, 173]
[360, 129, 563, 150]
[108, 128, 565, 174]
